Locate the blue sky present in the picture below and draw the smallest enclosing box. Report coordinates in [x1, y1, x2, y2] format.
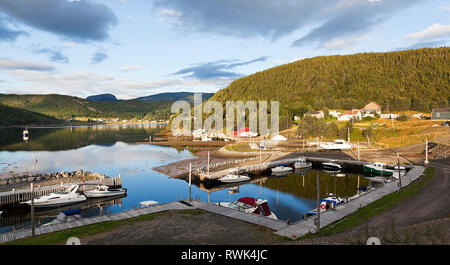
[0, 0, 449, 99]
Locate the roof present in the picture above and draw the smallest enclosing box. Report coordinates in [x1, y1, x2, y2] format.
[362, 102, 381, 110]
[432, 107, 450, 112]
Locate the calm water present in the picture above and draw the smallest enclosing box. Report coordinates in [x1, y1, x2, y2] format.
[0, 125, 369, 233]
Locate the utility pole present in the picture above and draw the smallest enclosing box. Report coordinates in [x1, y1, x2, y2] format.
[316, 172, 320, 232]
[391, 117, 394, 131]
[425, 139, 429, 166]
[397, 153, 402, 190]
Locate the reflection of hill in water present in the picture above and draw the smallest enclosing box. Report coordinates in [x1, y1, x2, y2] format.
[262, 170, 369, 200]
[0, 126, 163, 151]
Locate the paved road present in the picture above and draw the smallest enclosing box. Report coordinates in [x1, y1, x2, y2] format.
[356, 159, 450, 229]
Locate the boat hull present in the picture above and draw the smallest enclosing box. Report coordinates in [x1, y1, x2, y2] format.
[84, 189, 127, 198]
[219, 176, 250, 183]
[363, 165, 394, 177]
[24, 196, 87, 208]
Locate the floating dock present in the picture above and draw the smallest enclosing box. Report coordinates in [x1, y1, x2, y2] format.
[0, 164, 425, 243]
[0, 177, 121, 209]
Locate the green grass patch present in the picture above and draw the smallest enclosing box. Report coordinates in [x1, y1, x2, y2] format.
[297, 167, 436, 240]
[4, 209, 205, 245]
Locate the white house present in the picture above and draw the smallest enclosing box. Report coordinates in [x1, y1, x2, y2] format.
[338, 109, 362, 121]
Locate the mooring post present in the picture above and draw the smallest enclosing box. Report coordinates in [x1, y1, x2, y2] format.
[30, 182, 35, 237]
[357, 144, 360, 160]
[425, 139, 429, 166]
[207, 151, 210, 175]
[189, 163, 192, 201]
[316, 172, 320, 232]
[357, 175, 360, 195]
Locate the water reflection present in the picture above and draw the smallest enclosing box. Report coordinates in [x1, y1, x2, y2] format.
[0, 125, 372, 233]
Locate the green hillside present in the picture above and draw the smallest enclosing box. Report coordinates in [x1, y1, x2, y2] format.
[0, 103, 62, 126]
[0, 94, 171, 124]
[211, 48, 450, 118]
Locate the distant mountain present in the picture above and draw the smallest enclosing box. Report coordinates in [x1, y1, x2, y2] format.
[86, 93, 118, 102]
[136, 92, 214, 103]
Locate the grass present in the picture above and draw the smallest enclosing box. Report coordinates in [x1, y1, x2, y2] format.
[296, 167, 436, 240]
[4, 209, 205, 245]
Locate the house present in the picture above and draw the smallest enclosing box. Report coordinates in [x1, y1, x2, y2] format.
[431, 107, 450, 120]
[361, 102, 382, 114]
[380, 113, 399, 119]
[338, 109, 362, 121]
[329, 110, 341, 118]
[304, 111, 324, 119]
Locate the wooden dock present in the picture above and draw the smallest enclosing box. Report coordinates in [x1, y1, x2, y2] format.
[274, 165, 425, 239]
[0, 164, 426, 243]
[0, 177, 121, 208]
[0, 201, 193, 244]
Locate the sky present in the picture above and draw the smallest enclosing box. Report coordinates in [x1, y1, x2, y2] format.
[0, 0, 449, 100]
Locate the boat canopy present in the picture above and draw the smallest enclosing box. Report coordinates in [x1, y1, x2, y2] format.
[237, 197, 272, 217]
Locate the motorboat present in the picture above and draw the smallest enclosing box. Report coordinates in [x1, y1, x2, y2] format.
[363, 162, 395, 177]
[138, 200, 159, 208]
[219, 174, 250, 183]
[84, 185, 127, 198]
[216, 197, 278, 220]
[294, 157, 312, 169]
[322, 160, 342, 171]
[43, 209, 82, 226]
[219, 170, 251, 183]
[320, 139, 352, 150]
[304, 195, 347, 217]
[271, 165, 293, 174]
[22, 185, 86, 208]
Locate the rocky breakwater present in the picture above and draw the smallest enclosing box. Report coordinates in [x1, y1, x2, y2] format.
[0, 170, 107, 186]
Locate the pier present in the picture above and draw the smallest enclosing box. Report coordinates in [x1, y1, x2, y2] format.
[0, 163, 425, 243]
[0, 176, 121, 209]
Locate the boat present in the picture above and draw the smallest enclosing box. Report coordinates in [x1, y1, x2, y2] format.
[322, 160, 342, 171]
[23, 129, 29, 141]
[138, 200, 158, 208]
[84, 185, 127, 198]
[21, 185, 87, 208]
[294, 157, 312, 169]
[216, 197, 278, 220]
[0, 210, 3, 217]
[42, 209, 82, 226]
[304, 195, 347, 217]
[363, 162, 395, 177]
[271, 165, 293, 174]
[219, 170, 251, 183]
[336, 173, 346, 177]
[320, 139, 352, 150]
[219, 174, 250, 183]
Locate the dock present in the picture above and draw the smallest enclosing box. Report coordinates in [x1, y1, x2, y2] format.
[0, 177, 121, 209]
[0, 164, 425, 243]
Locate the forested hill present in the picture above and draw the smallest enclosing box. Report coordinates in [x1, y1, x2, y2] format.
[0, 94, 169, 122]
[211, 47, 450, 115]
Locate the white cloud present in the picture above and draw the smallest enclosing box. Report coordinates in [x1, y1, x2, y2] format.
[120, 65, 141, 72]
[0, 58, 54, 71]
[405, 23, 450, 41]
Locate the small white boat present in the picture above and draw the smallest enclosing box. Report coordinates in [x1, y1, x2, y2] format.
[0, 210, 3, 217]
[322, 161, 342, 170]
[271, 165, 293, 174]
[217, 197, 278, 220]
[84, 185, 127, 198]
[219, 174, 250, 183]
[320, 139, 352, 150]
[336, 173, 346, 177]
[22, 185, 86, 208]
[138, 200, 159, 208]
[305, 195, 346, 217]
[294, 157, 312, 169]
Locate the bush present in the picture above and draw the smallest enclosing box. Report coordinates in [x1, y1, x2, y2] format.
[397, 114, 410, 122]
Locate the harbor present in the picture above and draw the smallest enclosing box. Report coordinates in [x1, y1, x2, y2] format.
[0, 162, 425, 243]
